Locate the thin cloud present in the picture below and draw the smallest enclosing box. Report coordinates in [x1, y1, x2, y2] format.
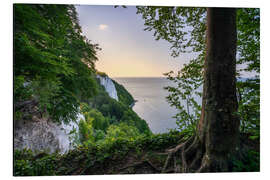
[98, 24, 108, 30]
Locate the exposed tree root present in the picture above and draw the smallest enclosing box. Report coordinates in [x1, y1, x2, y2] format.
[159, 135, 220, 173]
[115, 132, 252, 174]
[114, 131, 238, 174]
[160, 133, 240, 173]
[161, 135, 199, 173]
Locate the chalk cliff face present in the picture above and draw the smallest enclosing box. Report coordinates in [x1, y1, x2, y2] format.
[14, 113, 84, 154]
[14, 75, 120, 154]
[97, 75, 118, 101]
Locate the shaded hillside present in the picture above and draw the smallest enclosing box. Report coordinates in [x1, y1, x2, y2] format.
[112, 79, 135, 107]
[86, 76, 150, 135]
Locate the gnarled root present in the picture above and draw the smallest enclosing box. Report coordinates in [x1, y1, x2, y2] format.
[162, 135, 206, 173]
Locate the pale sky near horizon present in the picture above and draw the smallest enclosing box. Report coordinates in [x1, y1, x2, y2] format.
[76, 5, 196, 78]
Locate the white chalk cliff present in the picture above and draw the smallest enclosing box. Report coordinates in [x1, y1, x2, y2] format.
[14, 113, 84, 154]
[97, 75, 118, 101]
[14, 75, 119, 154]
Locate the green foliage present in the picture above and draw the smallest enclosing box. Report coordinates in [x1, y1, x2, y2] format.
[30, 77, 61, 115]
[105, 123, 140, 140]
[84, 109, 109, 131]
[231, 149, 260, 172]
[14, 149, 60, 176]
[134, 130, 186, 151]
[90, 81, 151, 134]
[237, 78, 260, 139]
[112, 79, 135, 107]
[137, 7, 260, 173]
[237, 8, 260, 74]
[80, 102, 92, 114]
[78, 119, 95, 143]
[235, 8, 260, 138]
[137, 6, 260, 140]
[136, 7, 206, 57]
[137, 7, 206, 132]
[14, 4, 99, 123]
[235, 8, 260, 139]
[14, 130, 186, 176]
[74, 75, 151, 148]
[164, 55, 203, 133]
[94, 130, 106, 142]
[14, 75, 32, 103]
[78, 104, 109, 144]
[78, 99, 150, 146]
[120, 110, 151, 135]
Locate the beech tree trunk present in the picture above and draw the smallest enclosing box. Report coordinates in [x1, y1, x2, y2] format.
[197, 7, 240, 171]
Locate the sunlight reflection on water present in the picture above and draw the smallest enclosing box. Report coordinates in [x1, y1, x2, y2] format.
[114, 77, 188, 134]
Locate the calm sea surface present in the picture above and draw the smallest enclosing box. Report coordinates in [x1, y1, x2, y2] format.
[114, 77, 179, 134]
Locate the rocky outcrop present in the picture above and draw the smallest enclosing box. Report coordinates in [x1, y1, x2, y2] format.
[14, 113, 84, 154]
[97, 75, 118, 101]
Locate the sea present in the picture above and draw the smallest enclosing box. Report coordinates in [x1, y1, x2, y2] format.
[113, 77, 252, 134]
[114, 77, 181, 134]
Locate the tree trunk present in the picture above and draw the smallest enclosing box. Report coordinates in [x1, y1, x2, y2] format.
[197, 7, 240, 172]
[159, 7, 240, 173]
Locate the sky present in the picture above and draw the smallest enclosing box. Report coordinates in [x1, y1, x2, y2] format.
[76, 5, 196, 78]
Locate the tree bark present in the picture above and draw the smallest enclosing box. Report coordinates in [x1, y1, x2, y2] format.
[161, 8, 240, 173]
[197, 7, 240, 172]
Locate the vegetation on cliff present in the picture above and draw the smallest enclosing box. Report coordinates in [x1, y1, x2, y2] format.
[14, 4, 260, 175]
[87, 77, 150, 135]
[14, 5, 151, 174]
[112, 79, 135, 107]
[14, 3, 148, 134]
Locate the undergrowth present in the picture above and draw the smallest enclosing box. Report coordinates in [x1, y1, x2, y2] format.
[14, 131, 259, 176]
[14, 130, 184, 176]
